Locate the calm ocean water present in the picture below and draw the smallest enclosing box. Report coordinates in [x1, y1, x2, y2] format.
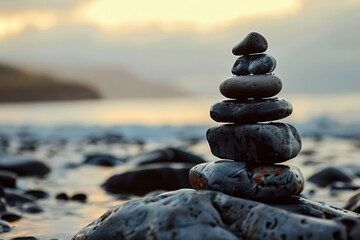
[0, 93, 359, 125]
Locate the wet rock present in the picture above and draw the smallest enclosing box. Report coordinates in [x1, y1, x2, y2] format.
[72, 189, 360, 240]
[308, 166, 354, 188]
[210, 98, 292, 123]
[4, 189, 36, 207]
[207, 123, 302, 163]
[0, 211, 21, 222]
[344, 190, 360, 213]
[232, 54, 276, 75]
[24, 189, 49, 199]
[102, 164, 193, 195]
[71, 193, 87, 203]
[220, 75, 282, 99]
[128, 147, 206, 166]
[232, 32, 268, 55]
[0, 219, 12, 233]
[0, 158, 50, 177]
[0, 170, 17, 188]
[189, 160, 304, 201]
[55, 192, 69, 201]
[10, 237, 38, 240]
[20, 203, 43, 214]
[83, 153, 125, 167]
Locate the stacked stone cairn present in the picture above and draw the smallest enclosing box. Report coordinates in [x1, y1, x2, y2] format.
[189, 32, 304, 201]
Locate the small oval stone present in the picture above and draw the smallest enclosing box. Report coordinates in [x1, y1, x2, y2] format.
[232, 32, 268, 55]
[210, 98, 292, 123]
[232, 54, 276, 75]
[189, 160, 304, 201]
[220, 75, 282, 99]
[206, 123, 302, 163]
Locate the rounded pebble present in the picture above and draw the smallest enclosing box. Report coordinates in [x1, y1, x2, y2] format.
[232, 32, 268, 55]
[220, 75, 282, 99]
[232, 54, 276, 75]
[71, 193, 87, 203]
[189, 160, 304, 201]
[55, 192, 69, 201]
[206, 123, 302, 163]
[210, 98, 292, 123]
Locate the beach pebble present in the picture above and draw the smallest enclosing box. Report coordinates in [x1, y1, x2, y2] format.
[232, 54, 276, 75]
[0, 211, 21, 222]
[10, 237, 38, 240]
[0, 158, 50, 177]
[20, 203, 43, 214]
[189, 160, 304, 201]
[72, 189, 360, 240]
[207, 123, 302, 163]
[102, 164, 193, 195]
[210, 98, 292, 123]
[83, 153, 125, 167]
[0, 219, 12, 233]
[55, 192, 69, 201]
[307, 166, 354, 188]
[232, 32, 268, 55]
[344, 190, 360, 213]
[71, 193, 87, 203]
[24, 189, 49, 199]
[220, 74, 282, 99]
[4, 189, 36, 207]
[128, 147, 206, 166]
[0, 170, 17, 188]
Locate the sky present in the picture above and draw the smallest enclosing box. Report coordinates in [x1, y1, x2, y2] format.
[0, 0, 359, 96]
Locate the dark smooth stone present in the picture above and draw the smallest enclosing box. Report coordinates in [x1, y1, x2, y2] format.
[4, 189, 36, 207]
[0, 170, 17, 188]
[0, 158, 50, 177]
[0, 219, 12, 233]
[102, 163, 193, 195]
[0, 211, 21, 222]
[83, 153, 125, 167]
[10, 237, 38, 240]
[20, 203, 43, 214]
[210, 98, 292, 123]
[206, 123, 302, 163]
[55, 192, 69, 201]
[189, 160, 304, 201]
[232, 32, 268, 55]
[307, 166, 354, 188]
[128, 147, 206, 166]
[220, 75, 282, 99]
[71, 193, 87, 203]
[72, 189, 360, 240]
[232, 54, 276, 75]
[24, 189, 49, 199]
[344, 190, 360, 213]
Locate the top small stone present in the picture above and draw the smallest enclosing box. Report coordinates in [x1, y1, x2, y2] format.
[232, 32, 268, 56]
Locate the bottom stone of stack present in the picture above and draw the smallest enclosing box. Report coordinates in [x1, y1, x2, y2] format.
[189, 160, 304, 201]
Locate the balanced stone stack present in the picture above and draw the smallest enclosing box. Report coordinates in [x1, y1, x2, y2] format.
[189, 32, 304, 201]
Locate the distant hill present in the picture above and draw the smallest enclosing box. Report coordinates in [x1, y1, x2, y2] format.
[0, 64, 101, 103]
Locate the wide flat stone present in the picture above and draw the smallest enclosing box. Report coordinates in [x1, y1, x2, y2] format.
[232, 54, 276, 75]
[232, 32, 268, 55]
[72, 189, 360, 240]
[210, 98, 292, 123]
[220, 75, 282, 99]
[189, 160, 304, 201]
[206, 123, 301, 163]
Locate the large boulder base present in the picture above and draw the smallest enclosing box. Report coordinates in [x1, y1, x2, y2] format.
[73, 189, 360, 240]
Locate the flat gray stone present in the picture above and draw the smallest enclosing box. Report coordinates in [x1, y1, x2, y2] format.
[220, 75, 282, 99]
[189, 160, 304, 201]
[210, 98, 292, 123]
[232, 32, 268, 55]
[72, 189, 360, 240]
[232, 54, 276, 75]
[206, 123, 301, 163]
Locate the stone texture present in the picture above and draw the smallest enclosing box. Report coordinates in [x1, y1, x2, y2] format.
[102, 163, 193, 195]
[206, 123, 302, 163]
[232, 54, 276, 75]
[72, 189, 360, 240]
[210, 98, 292, 123]
[189, 160, 304, 201]
[232, 32, 268, 55]
[220, 75, 282, 99]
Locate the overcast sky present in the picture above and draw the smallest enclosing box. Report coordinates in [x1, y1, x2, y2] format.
[0, 0, 359, 95]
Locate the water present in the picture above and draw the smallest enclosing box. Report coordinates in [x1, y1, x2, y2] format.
[0, 93, 359, 239]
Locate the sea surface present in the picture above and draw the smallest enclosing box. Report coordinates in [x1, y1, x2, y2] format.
[0, 93, 359, 239]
